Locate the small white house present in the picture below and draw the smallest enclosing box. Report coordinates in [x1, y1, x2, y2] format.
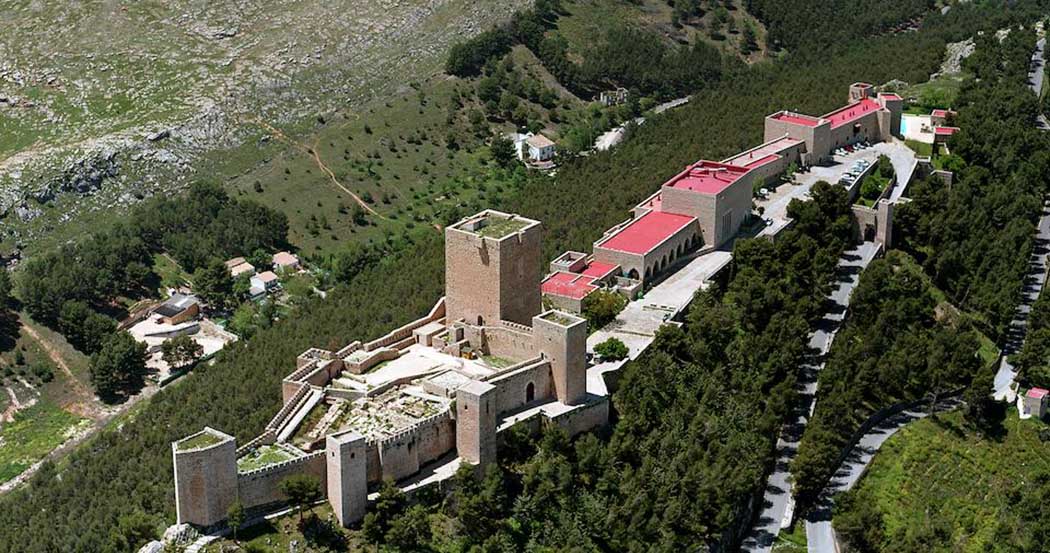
[249, 270, 280, 299]
[511, 132, 557, 163]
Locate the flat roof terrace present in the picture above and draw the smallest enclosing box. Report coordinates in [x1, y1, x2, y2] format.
[449, 210, 539, 239]
[723, 136, 804, 169]
[664, 160, 751, 195]
[770, 111, 822, 127]
[824, 97, 881, 129]
[597, 211, 696, 255]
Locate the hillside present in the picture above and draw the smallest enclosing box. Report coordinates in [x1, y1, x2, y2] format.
[835, 410, 1050, 551]
[0, 0, 528, 254]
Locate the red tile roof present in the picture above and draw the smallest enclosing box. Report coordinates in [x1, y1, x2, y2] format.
[934, 126, 959, 136]
[879, 92, 902, 101]
[824, 97, 882, 129]
[664, 160, 751, 195]
[931, 109, 952, 118]
[598, 211, 696, 255]
[541, 272, 598, 300]
[580, 261, 619, 279]
[1028, 387, 1049, 399]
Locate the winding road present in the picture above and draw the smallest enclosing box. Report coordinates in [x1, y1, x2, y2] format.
[741, 241, 880, 552]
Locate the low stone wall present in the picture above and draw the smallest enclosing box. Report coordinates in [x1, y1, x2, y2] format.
[364, 297, 446, 351]
[235, 430, 276, 457]
[236, 451, 326, 510]
[345, 347, 400, 374]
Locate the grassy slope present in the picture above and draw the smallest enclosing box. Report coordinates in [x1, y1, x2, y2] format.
[842, 410, 1050, 550]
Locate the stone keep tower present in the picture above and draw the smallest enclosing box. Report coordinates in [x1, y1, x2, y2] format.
[445, 210, 542, 327]
[326, 433, 367, 528]
[456, 380, 497, 466]
[532, 311, 588, 405]
[172, 428, 238, 527]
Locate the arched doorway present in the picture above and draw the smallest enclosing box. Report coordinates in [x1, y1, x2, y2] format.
[628, 268, 639, 280]
[525, 382, 535, 403]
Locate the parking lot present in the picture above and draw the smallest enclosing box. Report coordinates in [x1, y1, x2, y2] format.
[754, 139, 918, 236]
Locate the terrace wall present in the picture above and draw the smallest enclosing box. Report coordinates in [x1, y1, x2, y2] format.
[236, 451, 326, 510]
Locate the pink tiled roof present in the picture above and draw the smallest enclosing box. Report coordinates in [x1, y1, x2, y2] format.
[598, 211, 697, 255]
[273, 251, 299, 266]
[580, 261, 619, 279]
[541, 272, 598, 300]
[824, 97, 882, 129]
[1027, 387, 1049, 399]
[664, 160, 751, 195]
[934, 126, 959, 136]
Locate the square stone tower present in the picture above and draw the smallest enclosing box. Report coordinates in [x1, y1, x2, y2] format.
[445, 210, 542, 327]
[326, 433, 368, 528]
[456, 380, 497, 466]
[172, 428, 238, 527]
[532, 310, 588, 406]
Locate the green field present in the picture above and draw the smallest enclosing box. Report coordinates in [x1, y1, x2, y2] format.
[0, 400, 86, 483]
[836, 410, 1050, 551]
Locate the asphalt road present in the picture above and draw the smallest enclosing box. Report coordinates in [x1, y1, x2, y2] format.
[740, 241, 880, 553]
[994, 201, 1050, 401]
[1031, 38, 1048, 130]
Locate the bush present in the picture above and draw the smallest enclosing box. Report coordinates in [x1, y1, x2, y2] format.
[594, 337, 628, 362]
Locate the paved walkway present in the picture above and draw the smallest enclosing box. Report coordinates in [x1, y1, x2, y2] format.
[740, 241, 880, 553]
[586, 249, 732, 396]
[803, 398, 961, 553]
[993, 201, 1050, 402]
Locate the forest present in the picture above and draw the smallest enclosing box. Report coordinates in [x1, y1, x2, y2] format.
[794, 23, 1050, 516]
[0, 1, 1045, 551]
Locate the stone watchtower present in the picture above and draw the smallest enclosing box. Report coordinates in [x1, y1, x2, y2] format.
[326, 433, 368, 527]
[172, 428, 238, 527]
[456, 380, 498, 467]
[532, 310, 588, 406]
[444, 210, 542, 327]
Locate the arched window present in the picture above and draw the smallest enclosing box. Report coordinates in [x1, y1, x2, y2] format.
[525, 382, 535, 403]
[477, 315, 484, 326]
[628, 268, 640, 280]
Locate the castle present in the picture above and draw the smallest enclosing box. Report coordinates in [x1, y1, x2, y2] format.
[172, 210, 607, 529]
[171, 84, 904, 530]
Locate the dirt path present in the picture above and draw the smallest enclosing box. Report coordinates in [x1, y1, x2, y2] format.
[249, 118, 383, 218]
[1, 385, 27, 423]
[19, 318, 99, 421]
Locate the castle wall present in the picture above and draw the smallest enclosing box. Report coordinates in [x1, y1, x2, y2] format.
[764, 117, 830, 164]
[542, 292, 584, 314]
[548, 399, 610, 437]
[361, 413, 455, 484]
[488, 360, 553, 415]
[482, 325, 536, 361]
[236, 452, 326, 510]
